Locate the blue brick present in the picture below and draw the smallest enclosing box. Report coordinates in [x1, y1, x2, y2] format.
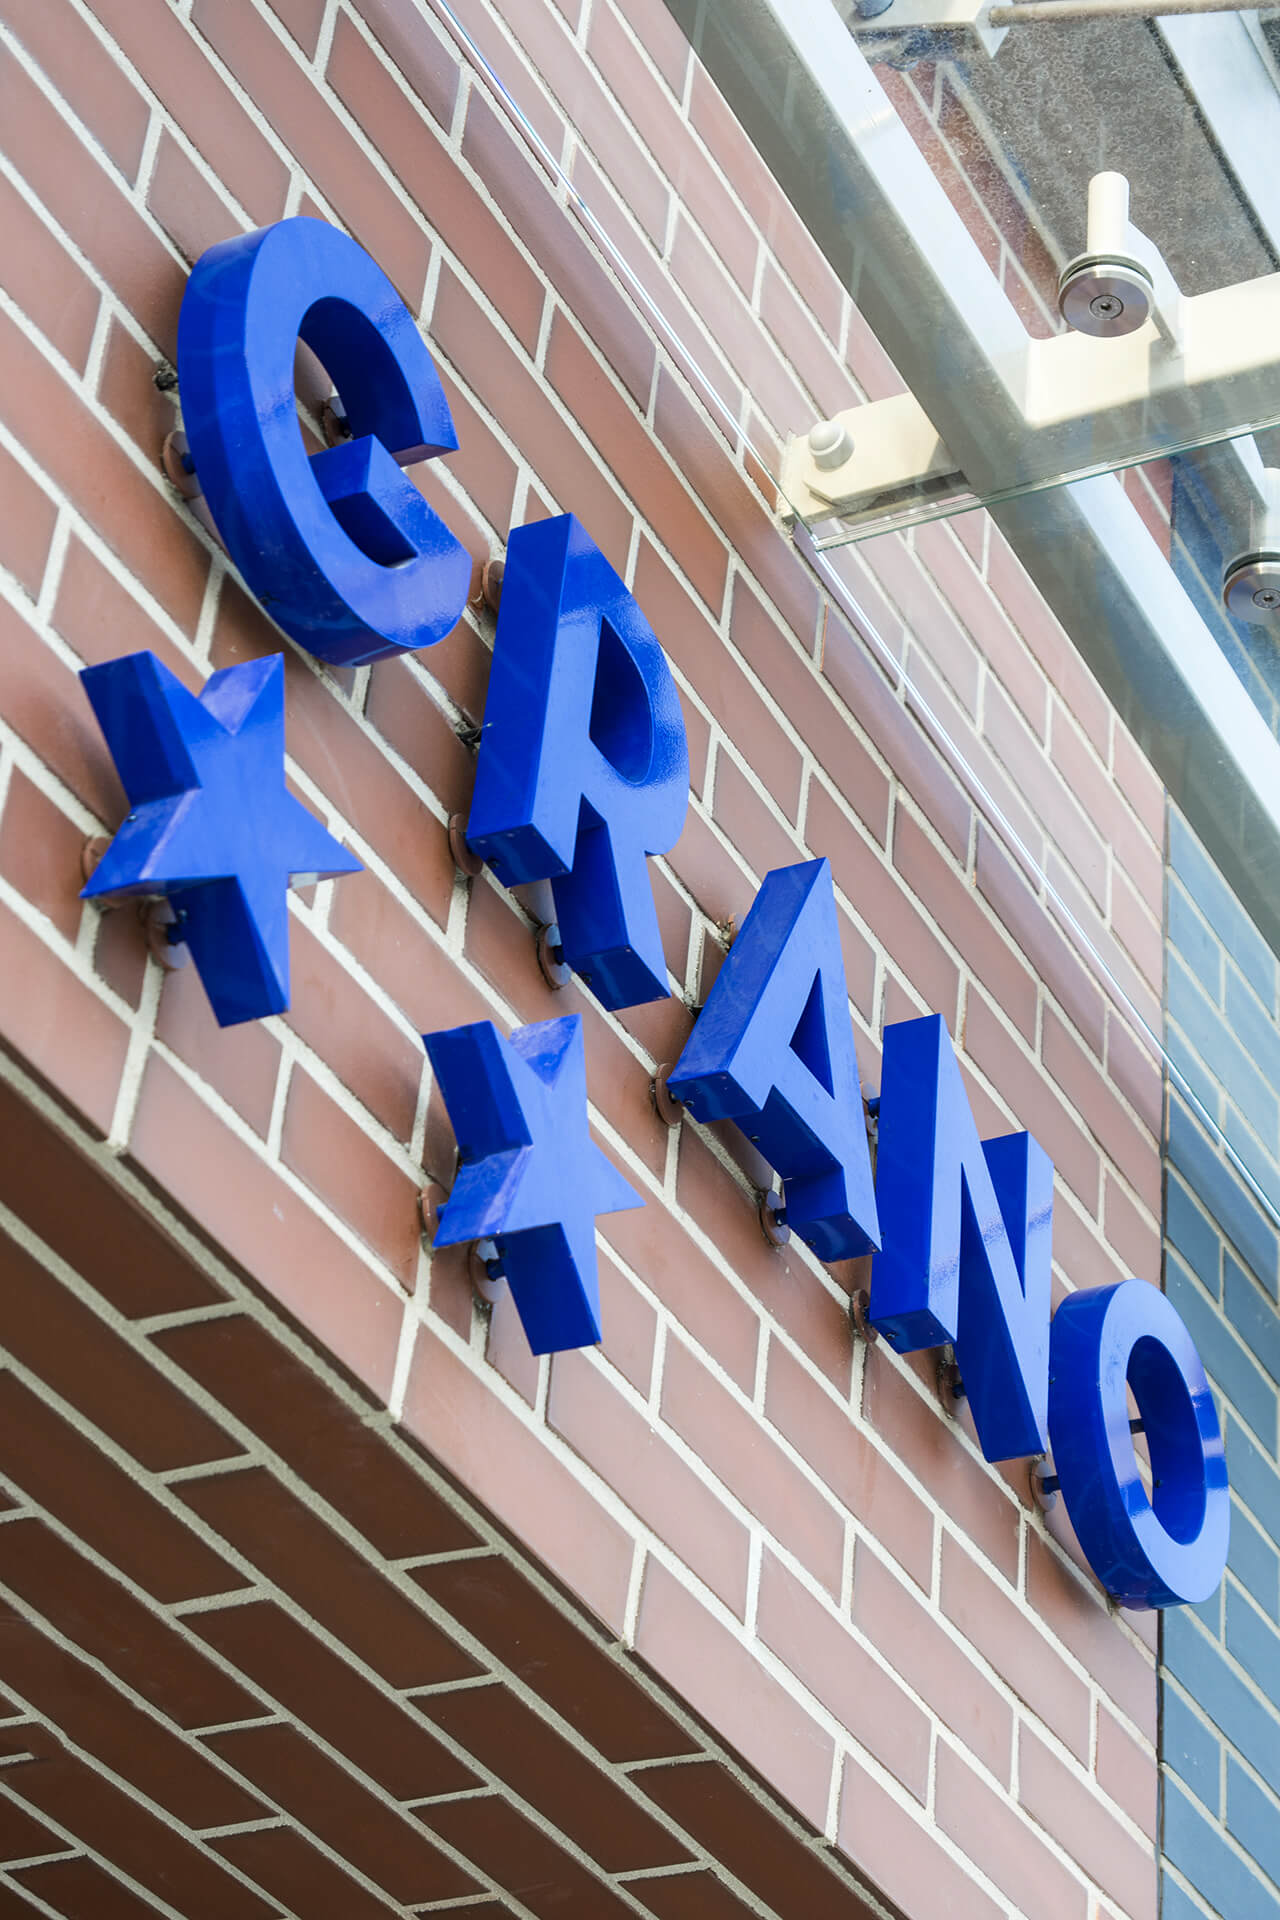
[1225, 1253, 1280, 1386]
[1159, 1874, 1214, 1920]
[1166, 1255, 1276, 1444]
[1169, 812, 1277, 1010]
[1169, 957, 1279, 1149]
[1168, 1172, 1223, 1297]
[1169, 1100, 1279, 1296]
[1164, 1611, 1280, 1785]
[1169, 880, 1224, 1005]
[1227, 1503, 1280, 1616]
[1163, 1777, 1280, 1919]
[1227, 969, 1280, 1102]
[1167, 1037, 1225, 1139]
[1221, 1111, 1280, 1258]
[1162, 1680, 1222, 1813]
[1227, 1759, 1280, 1894]
[1229, 1418, 1280, 1539]
[1225, 1589, 1280, 1702]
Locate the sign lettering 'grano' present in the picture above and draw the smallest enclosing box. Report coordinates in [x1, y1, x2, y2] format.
[79, 218, 1228, 1613]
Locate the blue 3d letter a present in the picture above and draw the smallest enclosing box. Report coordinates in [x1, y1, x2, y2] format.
[465, 515, 688, 1011]
[869, 1014, 1052, 1462]
[667, 859, 879, 1262]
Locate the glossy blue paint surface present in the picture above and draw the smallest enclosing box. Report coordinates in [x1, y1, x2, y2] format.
[178, 218, 471, 667]
[870, 1013, 1052, 1462]
[424, 1013, 642, 1353]
[667, 858, 879, 1261]
[465, 514, 689, 1010]
[1049, 1279, 1230, 1609]
[80, 650, 361, 1026]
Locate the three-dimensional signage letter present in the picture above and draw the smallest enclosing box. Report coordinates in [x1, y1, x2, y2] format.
[178, 218, 471, 667]
[465, 515, 689, 1010]
[80, 651, 361, 1025]
[424, 1013, 642, 1352]
[668, 859, 879, 1260]
[1049, 1279, 1229, 1609]
[870, 1014, 1052, 1461]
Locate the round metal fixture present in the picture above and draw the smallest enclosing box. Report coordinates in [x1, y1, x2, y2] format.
[1224, 553, 1280, 623]
[1057, 255, 1153, 338]
[807, 419, 854, 471]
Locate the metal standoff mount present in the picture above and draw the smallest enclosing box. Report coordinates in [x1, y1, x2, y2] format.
[1224, 465, 1280, 625]
[82, 834, 190, 970]
[469, 1235, 507, 1304]
[447, 812, 484, 878]
[758, 1188, 791, 1248]
[651, 1063, 684, 1128]
[535, 921, 572, 991]
[1057, 172, 1175, 340]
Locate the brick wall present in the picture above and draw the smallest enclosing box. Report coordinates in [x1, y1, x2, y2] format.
[0, 0, 1175, 1915]
[1162, 807, 1280, 1920]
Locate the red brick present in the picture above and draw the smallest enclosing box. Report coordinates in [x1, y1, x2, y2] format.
[351, 0, 459, 128]
[0, 772, 85, 942]
[425, 1683, 692, 1872]
[152, 1312, 479, 1558]
[809, 781, 961, 1026]
[128, 1053, 403, 1401]
[0, 1797, 67, 1870]
[1019, 1723, 1155, 1920]
[153, 958, 281, 1137]
[897, 807, 1038, 1039]
[192, 0, 428, 302]
[0, 1226, 237, 1472]
[0, 890, 129, 1139]
[0, 48, 185, 355]
[285, 919, 423, 1137]
[965, 989, 1101, 1213]
[1103, 1168, 1160, 1286]
[975, 822, 1105, 1056]
[411, 1553, 696, 1763]
[712, 752, 801, 881]
[765, 1339, 934, 1590]
[1025, 1531, 1155, 1739]
[5, 0, 149, 181]
[757, 1550, 930, 1799]
[178, 1462, 480, 1686]
[676, 1128, 854, 1393]
[636, 1562, 834, 1831]
[664, 804, 759, 935]
[1097, 1704, 1158, 1841]
[0, 1604, 264, 1830]
[0, 170, 99, 378]
[432, 266, 633, 575]
[212, 1722, 477, 1903]
[821, 603, 973, 861]
[732, 580, 890, 842]
[1042, 1007, 1159, 1217]
[0, 313, 208, 634]
[759, 261, 857, 420]
[624, 1869, 762, 1920]
[365, 654, 475, 818]
[636, 544, 800, 816]
[330, 864, 490, 1036]
[0, 1516, 262, 1731]
[1112, 725, 1164, 848]
[266, 0, 326, 53]
[281, 1063, 421, 1287]
[462, 88, 654, 410]
[419, 1791, 637, 1920]
[940, 1532, 1091, 1761]
[548, 317, 728, 611]
[862, 1347, 1020, 1581]
[328, 11, 544, 354]
[937, 1741, 1088, 1919]
[654, 370, 820, 648]
[853, 1542, 1013, 1783]
[402, 1324, 635, 1634]
[600, 1152, 760, 1392]
[192, 1597, 475, 1798]
[51, 535, 185, 682]
[548, 1346, 750, 1614]
[5, 1740, 277, 1920]
[213, 1824, 403, 1920]
[837, 1763, 1005, 1920]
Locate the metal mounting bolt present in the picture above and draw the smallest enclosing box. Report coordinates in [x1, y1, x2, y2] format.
[651, 1064, 684, 1128]
[1254, 587, 1280, 611]
[535, 921, 572, 991]
[850, 1288, 878, 1344]
[759, 1189, 790, 1248]
[1089, 292, 1123, 320]
[807, 419, 854, 471]
[447, 813, 484, 878]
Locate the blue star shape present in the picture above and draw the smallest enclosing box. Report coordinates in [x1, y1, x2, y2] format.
[424, 1013, 642, 1353]
[81, 650, 361, 1026]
